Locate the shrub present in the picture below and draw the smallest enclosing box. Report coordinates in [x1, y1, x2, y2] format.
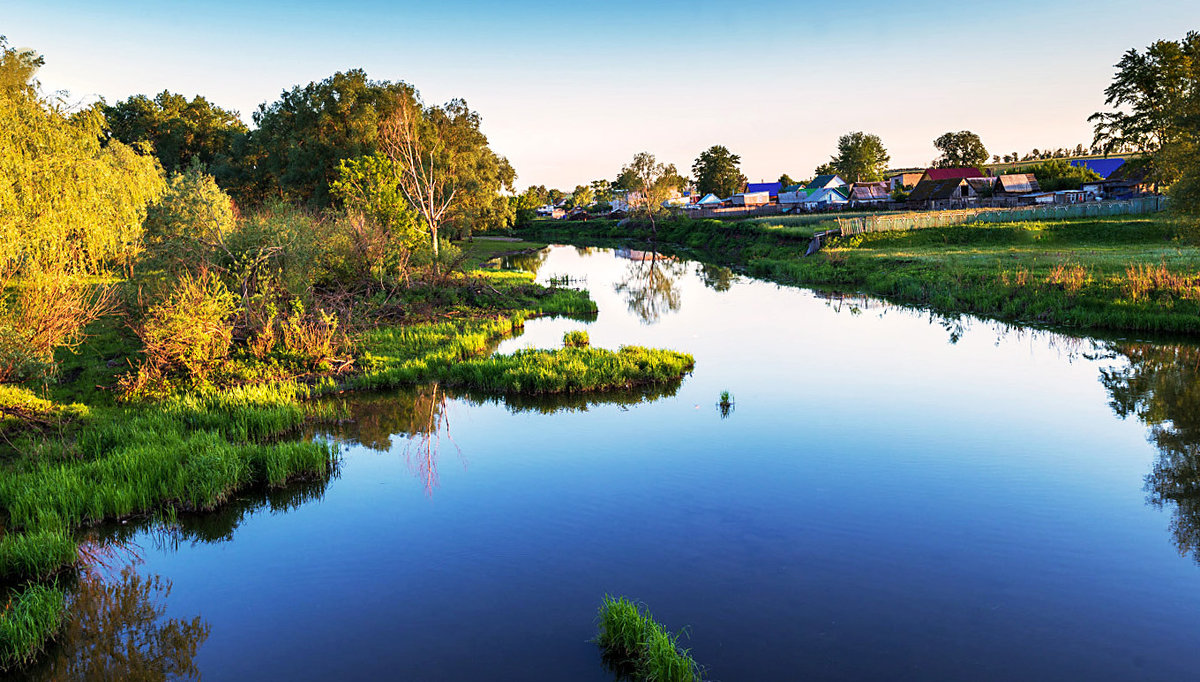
[124, 271, 235, 395]
[0, 265, 114, 383]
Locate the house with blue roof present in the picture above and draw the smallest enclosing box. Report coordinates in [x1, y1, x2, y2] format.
[745, 182, 782, 199]
[1069, 157, 1125, 179]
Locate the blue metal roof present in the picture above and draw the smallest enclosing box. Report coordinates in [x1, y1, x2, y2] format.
[746, 182, 782, 196]
[1070, 157, 1125, 179]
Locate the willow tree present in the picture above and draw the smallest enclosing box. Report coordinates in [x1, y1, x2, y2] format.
[0, 37, 164, 382]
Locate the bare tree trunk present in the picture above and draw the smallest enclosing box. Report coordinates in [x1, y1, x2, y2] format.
[378, 96, 456, 277]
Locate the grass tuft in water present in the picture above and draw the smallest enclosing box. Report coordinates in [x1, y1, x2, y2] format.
[563, 330, 590, 347]
[596, 595, 703, 682]
[0, 584, 66, 671]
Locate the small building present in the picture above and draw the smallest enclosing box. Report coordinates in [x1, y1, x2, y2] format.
[918, 167, 984, 184]
[966, 177, 998, 197]
[848, 182, 890, 204]
[746, 182, 782, 199]
[806, 174, 848, 190]
[888, 172, 924, 191]
[777, 185, 812, 206]
[994, 173, 1040, 196]
[695, 193, 722, 206]
[731, 191, 771, 206]
[1069, 157, 1125, 179]
[1098, 163, 1152, 199]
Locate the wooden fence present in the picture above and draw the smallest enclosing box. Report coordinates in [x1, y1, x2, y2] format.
[834, 196, 1167, 235]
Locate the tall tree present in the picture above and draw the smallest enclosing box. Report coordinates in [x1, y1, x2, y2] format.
[246, 69, 414, 206]
[1091, 31, 1200, 199]
[615, 152, 685, 234]
[933, 131, 989, 168]
[104, 91, 248, 178]
[777, 173, 796, 188]
[825, 131, 890, 182]
[691, 145, 745, 198]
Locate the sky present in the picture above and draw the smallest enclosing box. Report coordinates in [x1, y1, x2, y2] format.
[6, 1, 1198, 189]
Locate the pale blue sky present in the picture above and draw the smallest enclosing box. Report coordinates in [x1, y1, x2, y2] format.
[7, 1, 1197, 188]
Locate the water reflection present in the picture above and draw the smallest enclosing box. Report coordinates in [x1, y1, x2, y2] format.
[696, 262, 736, 292]
[25, 557, 210, 681]
[1100, 343, 1200, 562]
[613, 247, 685, 324]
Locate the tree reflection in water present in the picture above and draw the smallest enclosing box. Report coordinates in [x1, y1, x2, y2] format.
[695, 262, 736, 293]
[26, 544, 210, 681]
[1101, 343, 1200, 562]
[613, 247, 685, 324]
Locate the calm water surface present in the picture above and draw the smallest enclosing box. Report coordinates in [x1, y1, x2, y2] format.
[32, 245, 1200, 680]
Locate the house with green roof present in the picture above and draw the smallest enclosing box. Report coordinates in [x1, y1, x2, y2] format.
[806, 174, 847, 190]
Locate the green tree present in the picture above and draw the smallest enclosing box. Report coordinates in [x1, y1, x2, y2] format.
[426, 99, 515, 237]
[590, 179, 614, 202]
[933, 131, 989, 168]
[777, 173, 796, 188]
[615, 152, 685, 233]
[825, 131, 890, 182]
[813, 162, 838, 178]
[141, 166, 236, 271]
[103, 91, 248, 179]
[246, 69, 415, 206]
[568, 184, 594, 208]
[691, 145, 745, 198]
[1090, 31, 1200, 205]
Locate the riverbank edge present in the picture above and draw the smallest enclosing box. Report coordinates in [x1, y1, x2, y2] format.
[516, 215, 1200, 337]
[0, 273, 694, 672]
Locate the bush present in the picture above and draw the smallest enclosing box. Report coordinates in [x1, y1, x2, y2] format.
[123, 271, 235, 395]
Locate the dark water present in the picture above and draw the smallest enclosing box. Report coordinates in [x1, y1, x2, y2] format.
[35, 246, 1200, 680]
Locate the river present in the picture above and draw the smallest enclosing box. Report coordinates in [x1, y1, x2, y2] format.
[27, 245, 1200, 681]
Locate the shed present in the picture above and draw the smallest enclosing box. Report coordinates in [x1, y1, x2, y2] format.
[848, 182, 890, 204]
[994, 173, 1040, 194]
[732, 191, 771, 206]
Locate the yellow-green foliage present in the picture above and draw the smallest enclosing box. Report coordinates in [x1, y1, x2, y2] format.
[0, 55, 164, 274]
[134, 271, 236, 385]
[596, 595, 703, 682]
[0, 385, 88, 435]
[141, 167, 235, 268]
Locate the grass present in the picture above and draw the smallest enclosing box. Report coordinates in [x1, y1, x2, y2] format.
[0, 530, 77, 584]
[596, 595, 703, 682]
[455, 237, 548, 269]
[520, 214, 1200, 336]
[0, 584, 66, 671]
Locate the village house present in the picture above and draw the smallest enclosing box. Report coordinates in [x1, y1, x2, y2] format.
[802, 186, 849, 209]
[777, 184, 811, 206]
[806, 174, 848, 190]
[907, 177, 979, 209]
[746, 182, 782, 200]
[917, 167, 984, 184]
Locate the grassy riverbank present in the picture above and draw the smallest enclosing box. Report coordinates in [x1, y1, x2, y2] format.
[0, 267, 693, 673]
[520, 214, 1200, 335]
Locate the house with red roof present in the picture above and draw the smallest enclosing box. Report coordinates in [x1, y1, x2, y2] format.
[918, 167, 984, 184]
